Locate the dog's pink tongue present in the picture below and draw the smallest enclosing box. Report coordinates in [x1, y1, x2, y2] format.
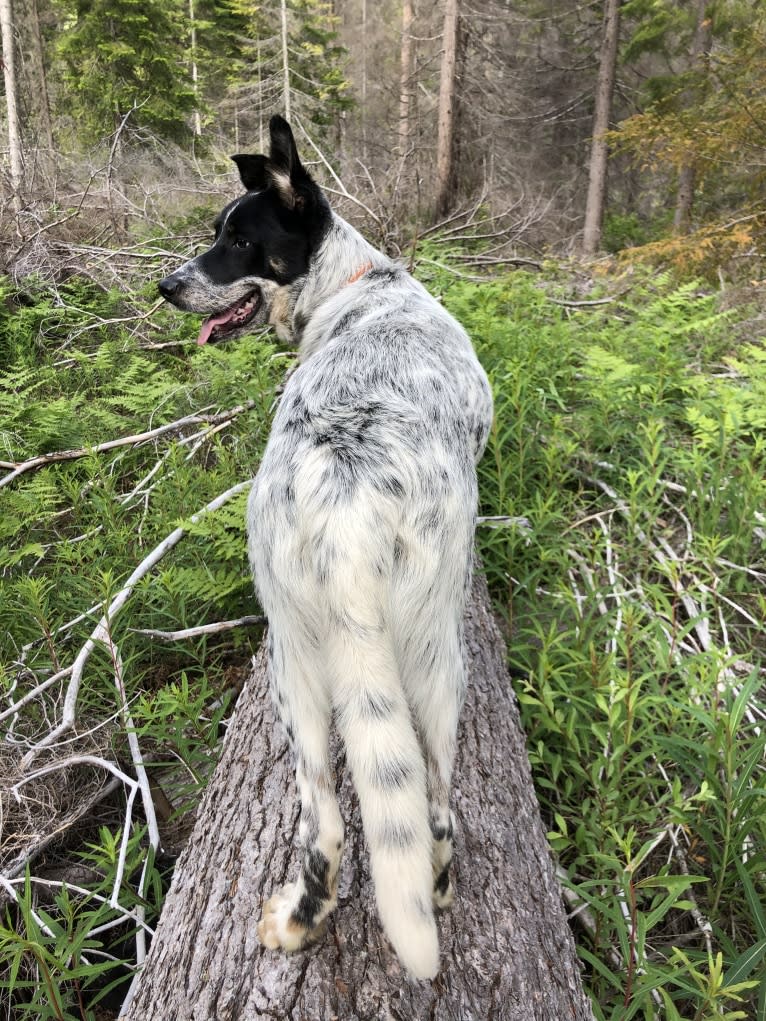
[197, 308, 236, 346]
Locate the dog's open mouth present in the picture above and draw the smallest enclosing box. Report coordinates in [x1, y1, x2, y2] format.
[197, 290, 262, 346]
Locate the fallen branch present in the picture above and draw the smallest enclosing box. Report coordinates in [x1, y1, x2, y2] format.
[19, 479, 253, 769]
[131, 615, 265, 642]
[476, 514, 532, 531]
[0, 403, 256, 488]
[548, 296, 615, 307]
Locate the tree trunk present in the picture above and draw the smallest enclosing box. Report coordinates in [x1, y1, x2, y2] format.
[360, 0, 367, 162]
[20, 0, 54, 153]
[280, 0, 290, 121]
[581, 0, 621, 257]
[189, 0, 202, 137]
[434, 0, 459, 219]
[121, 567, 594, 1021]
[673, 0, 711, 235]
[0, 0, 24, 213]
[397, 0, 414, 155]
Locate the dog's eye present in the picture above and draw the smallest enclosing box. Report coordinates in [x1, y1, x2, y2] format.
[234, 238, 251, 249]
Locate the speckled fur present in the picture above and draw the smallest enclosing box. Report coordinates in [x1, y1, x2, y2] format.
[161, 117, 493, 981]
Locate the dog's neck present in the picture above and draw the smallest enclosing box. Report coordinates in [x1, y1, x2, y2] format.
[269, 214, 391, 355]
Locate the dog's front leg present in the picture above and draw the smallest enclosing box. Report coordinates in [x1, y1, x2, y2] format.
[258, 631, 344, 952]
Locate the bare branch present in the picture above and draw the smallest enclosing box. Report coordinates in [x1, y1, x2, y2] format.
[20, 479, 253, 769]
[1, 402, 256, 488]
[131, 616, 265, 642]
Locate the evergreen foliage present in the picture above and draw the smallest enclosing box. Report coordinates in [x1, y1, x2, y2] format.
[214, 0, 352, 142]
[54, 0, 198, 143]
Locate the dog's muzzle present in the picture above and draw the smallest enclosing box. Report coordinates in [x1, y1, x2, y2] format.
[158, 270, 265, 346]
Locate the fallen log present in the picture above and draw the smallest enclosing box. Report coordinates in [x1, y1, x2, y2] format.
[122, 567, 594, 1021]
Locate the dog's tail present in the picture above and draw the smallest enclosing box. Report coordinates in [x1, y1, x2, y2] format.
[325, 560, 439, 980]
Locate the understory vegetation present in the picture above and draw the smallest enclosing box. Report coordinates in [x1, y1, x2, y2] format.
[1, 235, 765, 1019]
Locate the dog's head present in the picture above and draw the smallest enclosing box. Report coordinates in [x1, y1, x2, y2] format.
[158, 116, 330, 345]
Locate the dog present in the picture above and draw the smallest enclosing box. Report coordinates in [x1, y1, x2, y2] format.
[159, 115, 493, 980]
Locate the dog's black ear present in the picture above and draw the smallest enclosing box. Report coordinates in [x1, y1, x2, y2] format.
[231, 153, 269, 192]
[266, 114, 316, 211]
[268, 115, 301, 175]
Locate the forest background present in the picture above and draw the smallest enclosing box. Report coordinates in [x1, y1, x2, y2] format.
[1, 0, 766, 1019]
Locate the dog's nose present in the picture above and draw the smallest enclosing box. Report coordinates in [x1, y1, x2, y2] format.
[158, 275, 181, 299]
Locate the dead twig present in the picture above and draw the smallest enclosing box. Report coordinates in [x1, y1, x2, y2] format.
[19, 479, 253, 770]
[131, 616, 265, 642]
[0, 402, 256, 488]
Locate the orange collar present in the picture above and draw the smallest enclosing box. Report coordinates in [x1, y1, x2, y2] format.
[345, 262, 373, 287]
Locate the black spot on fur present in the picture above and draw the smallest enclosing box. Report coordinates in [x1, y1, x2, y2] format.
[434, 866, 451, 896]
[303, 808, 319, 847]
[378, 820, 417, 849]
[288, 848, 332, 929]
[430, 818, 454, 842]
[374, 472, 404, 498]
[371, 757, 414, 788]
[290, 892, 323, 930]
[361, 691, 397, 719]
[366, 268, 401, 286]
[330, 307, 364, 338]
[283, 395, 312, 437]
[303, 847, 331, 901]
[416, 508, 443, 533]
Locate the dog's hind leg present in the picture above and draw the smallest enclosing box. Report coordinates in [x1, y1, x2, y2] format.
[257, 628, 344, 953]
[401, 619, 465, 911]
[392, 520, 473, 912]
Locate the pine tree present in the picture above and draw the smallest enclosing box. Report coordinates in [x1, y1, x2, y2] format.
[612, 0, 764, 231]
[582, 0, 621, 255]
[55, 0, 197, 144]
[214, 0, 352, 149]
[435, 0, 460, 218]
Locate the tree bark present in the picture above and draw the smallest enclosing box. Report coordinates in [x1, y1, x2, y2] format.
[360, 0, 367, 162]
[581, 0, 621, 257]
[121, 567, 593, 1021]
[280, 0, 290, 121]
[397, 0, 414, 155]
[20, 0, 53, 153]
[189, 0, 202, 137]
[434, 0, 459, 219]
[0, 0, 24, 212]
[673, 0, 711, 235]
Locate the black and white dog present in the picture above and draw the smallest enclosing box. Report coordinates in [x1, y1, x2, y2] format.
[159, 116, 493, 980]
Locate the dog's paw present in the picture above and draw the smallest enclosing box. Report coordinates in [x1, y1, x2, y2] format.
[257, 883, 326, 952]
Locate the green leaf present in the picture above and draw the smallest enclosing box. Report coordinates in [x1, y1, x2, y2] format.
[723, 940, 766, 988]
[635, 874, 707, 892]
[735, 855, 766, 941]
[578, 947, 623, 991]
